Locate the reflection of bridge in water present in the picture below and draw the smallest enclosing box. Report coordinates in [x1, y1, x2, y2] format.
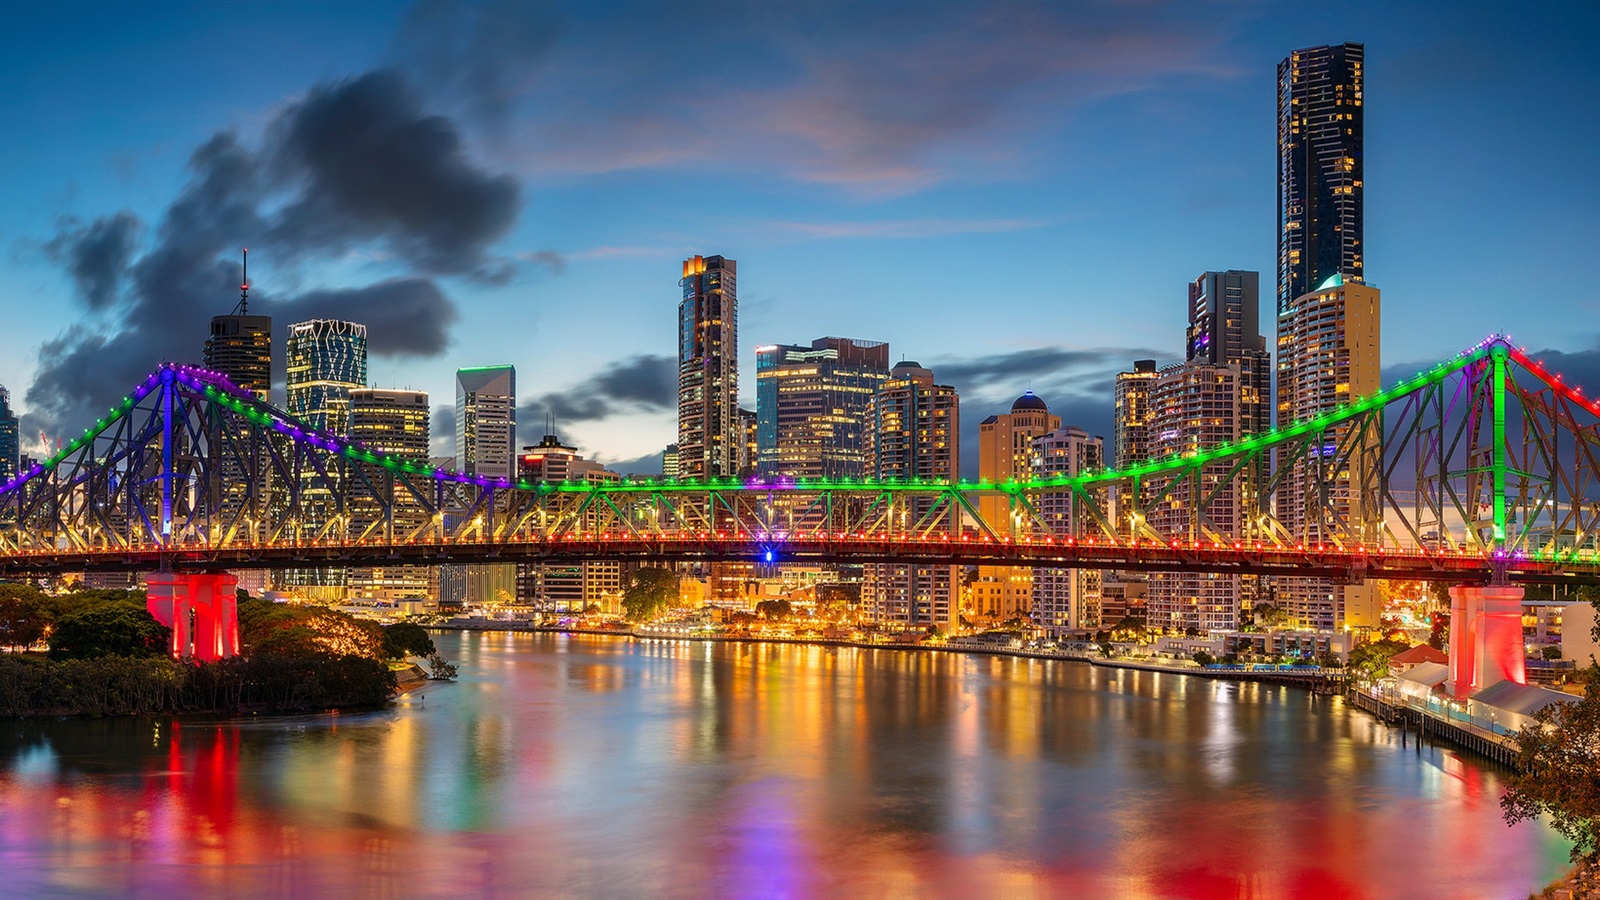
[3, 335, 1599, 691]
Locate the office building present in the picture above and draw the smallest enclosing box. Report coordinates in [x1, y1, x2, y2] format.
[755, 337, 890, 481]
[205, 254, 272, 402]
[286, 320, 368, 436]
[1275, 276, 1382, 630]
[973, 392, 1060, 624]
[864, 361, 959, 632]
[455, 365, 517, 604]
[1032, 425, 1103, 635]
[347, 389, 431, 601]
[1278, 42, 1364, 314]
[456, 366, 517, 480]
[0, 386, 18, 484]
[677, 254, 739, 479]
[662, 444, 679, 479]
[515, 433, 627, 615]
[1188, 271, 1271, 439]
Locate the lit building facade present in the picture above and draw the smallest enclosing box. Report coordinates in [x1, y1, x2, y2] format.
[1031, 425, 1103, 635]
[1278, 42, 1364, 315]
[864, 361, 959, 632]
[347, 388, 431, 600]
[973, 392, 1060, 623]
[1113, 360, 1159, 469]
[755, 336, 890, 480]
[205, 315, 272, 402]
[1188, 270, 1271, 439]
[677, 254, 739, 479]
[1274, 277, 1382, 630]
[0, 385, 19, 485]
[1145, 364, 1243, 633]
[285, 319, 367, 436]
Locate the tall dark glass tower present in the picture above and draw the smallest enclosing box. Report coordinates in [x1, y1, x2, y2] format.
[0, 385, 18, 484]
[677, 254, 738, 479]
[1187, 270, 1271, 439]
[1277, 42, 1364, 314]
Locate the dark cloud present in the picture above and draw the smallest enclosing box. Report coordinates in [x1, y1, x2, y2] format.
[272, 279, 458, 359]
[267, 71, 519, 279]
[392, 0, 561, 141]
[516, 355, 675, 443]
[44, 211, 142, 310]
[28, 69, 519, 438]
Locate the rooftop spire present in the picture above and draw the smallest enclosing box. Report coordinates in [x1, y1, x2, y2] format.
[235, 248, 251, 315]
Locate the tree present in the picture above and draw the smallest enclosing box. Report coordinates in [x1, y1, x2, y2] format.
[1427, 611, 1449, 650]
[428, 652, 458, 680]
[1502, 667, 1600, 892]
[1192, 650, 1215, 667]
[1253, 603, 1290, 628]
[382, 622, 436, 660]
[48, 603, 170, 660]
[1345, 637, 1411, 685]
[0, 583, 52, 651]
[756, 599, 792, 621]
[622, 567, 678, 622]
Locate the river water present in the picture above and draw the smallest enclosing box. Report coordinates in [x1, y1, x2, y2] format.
[0, 631, 1572, 898]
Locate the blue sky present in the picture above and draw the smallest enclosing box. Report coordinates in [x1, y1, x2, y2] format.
[1, 0, 1597, 474]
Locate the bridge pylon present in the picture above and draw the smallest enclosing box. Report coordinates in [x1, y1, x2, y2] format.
[145, 571, 240, 660]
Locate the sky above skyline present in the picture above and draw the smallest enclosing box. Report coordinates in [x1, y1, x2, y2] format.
[1, 0, 1598, 475]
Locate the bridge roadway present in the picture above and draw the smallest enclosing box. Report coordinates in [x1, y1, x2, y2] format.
[3, 532, 1596, 585]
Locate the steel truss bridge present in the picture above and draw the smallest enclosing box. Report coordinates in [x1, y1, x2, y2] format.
[3, 335, 1600, 587]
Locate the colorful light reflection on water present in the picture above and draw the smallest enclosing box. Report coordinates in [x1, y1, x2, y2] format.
[0, 633, 1574, 898]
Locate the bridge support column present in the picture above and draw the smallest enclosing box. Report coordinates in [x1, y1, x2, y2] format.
[1445, 584, 1525, 698]
[145, 572, 240, 661]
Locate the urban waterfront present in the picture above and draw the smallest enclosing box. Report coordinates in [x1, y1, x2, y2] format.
[0, 631, 1572, 898]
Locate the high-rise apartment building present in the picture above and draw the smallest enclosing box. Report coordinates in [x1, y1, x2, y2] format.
[1113, 360, 1159, 469]
[1188, 271, 1271, 439]
[1145, 364, 1243, 633]
[285, 320, 368, 436]
[0, 385, 18, 484]
[677, 255, 739, 479]
[973, 392, 1061, 623]
[455, 365, 517, 605]
[662, 444, 679, 479]
[348, 388, 431, 601]
[754, 337, 890, 480]
[1274, 276, 1382, 630]
[205, 254, 271, 402]
[456, 366, 517, 480]
[864, 361, 959, 632]
[1278, 42, 1364, 314]
[1032, 425, 1103, 635]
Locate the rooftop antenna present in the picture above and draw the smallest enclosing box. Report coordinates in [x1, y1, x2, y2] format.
[233, 248, 251, 315]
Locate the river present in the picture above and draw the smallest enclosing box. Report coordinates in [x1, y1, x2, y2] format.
[0, 631, 1573, 898]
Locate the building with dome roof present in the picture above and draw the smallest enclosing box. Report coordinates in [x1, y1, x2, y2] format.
[971, 392, 1061, 624]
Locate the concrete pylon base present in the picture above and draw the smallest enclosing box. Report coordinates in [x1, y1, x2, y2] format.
[1445, 584, 1525, 698]
[145, 572, 241, 660]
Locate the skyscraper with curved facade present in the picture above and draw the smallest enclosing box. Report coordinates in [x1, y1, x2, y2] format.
[1278, 42, 1364, 314]
[677, 255, 738, 479]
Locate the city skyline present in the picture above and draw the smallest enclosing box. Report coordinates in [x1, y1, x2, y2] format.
[1, 2, 1597, 477]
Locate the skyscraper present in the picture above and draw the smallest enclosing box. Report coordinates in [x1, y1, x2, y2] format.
[1113, 360, 1159, 469]
[0, 385, 18, 484]
[754, 336, 890, 480]
[864, 361, 959, 632]
[677, 254, 739, 479]
[455, 365, 517, 605]
[1278, 42, 1364, 314]
[456, 366, 516, 480]
[205, 251, 271, 401]
[973, 392, 1060, 623]
[348, 388, 431, 601]
[281, 319, 368, 599]
[285, 320, 368, 436]
[1274, 276, 1382, 630]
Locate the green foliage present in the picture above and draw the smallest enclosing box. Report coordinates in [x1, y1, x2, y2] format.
[1316, 651, 1345, 669]
[0, 583, 53, 651]
[756, 599, 792, 621]
[1502, 666, 1600, 888]
[1346, 637, 1412, 684]
[48, 602, 170, 660]
[0, 653, 396, 716]
[428, 652, 458, 680]
[235, 596, 383, 660]
[1542, 645, 1564, 661]
[1192, 650, 1215, 667]
[1253, 603, 1290, 628]
[622, 567, 678, 622]
[382, 622, 436, 659]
